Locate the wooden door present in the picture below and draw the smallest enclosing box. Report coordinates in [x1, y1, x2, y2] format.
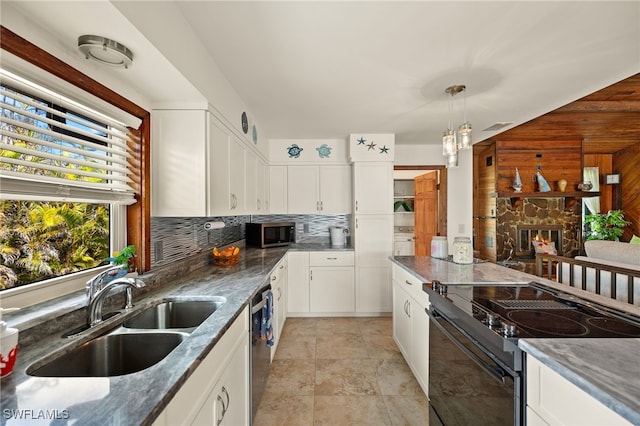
[414, 172, 439, 256]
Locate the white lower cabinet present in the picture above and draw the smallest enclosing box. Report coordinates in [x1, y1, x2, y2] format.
[525, 354, 631, 426]
[270, 257, 287, 361]
[154, 306, 250, 426]
[309, 251, 355, 313]
[288, 251, 357, 316]
[287, 251, 310, 315]
[391, 264, 429, 397]
[354, 215, 393, 313]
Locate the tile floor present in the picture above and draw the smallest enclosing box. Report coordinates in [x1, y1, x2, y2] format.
[254, 317, 430, 426]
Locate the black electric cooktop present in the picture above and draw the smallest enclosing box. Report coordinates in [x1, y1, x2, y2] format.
[436, 283, 640, 340]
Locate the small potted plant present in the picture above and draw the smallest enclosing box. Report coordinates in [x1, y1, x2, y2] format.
[106, 245, 137, 275]
[584, 210, 630, 241]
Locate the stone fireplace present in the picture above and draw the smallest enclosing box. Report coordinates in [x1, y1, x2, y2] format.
[496, 197, 581, 274]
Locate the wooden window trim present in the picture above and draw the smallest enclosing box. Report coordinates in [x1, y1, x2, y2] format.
[1, 25, 151, 272]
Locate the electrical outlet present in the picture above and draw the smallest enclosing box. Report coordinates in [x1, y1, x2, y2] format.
[154, 241, 163, 261]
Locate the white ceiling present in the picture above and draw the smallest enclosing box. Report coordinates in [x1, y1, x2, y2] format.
[4, 1, 640, 146]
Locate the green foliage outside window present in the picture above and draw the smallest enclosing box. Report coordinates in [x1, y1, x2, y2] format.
[0, 201, 110, 290]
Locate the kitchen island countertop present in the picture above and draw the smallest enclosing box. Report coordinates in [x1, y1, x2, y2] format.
[390, 255, 640, 424]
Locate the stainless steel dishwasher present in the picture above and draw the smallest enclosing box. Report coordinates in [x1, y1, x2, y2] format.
[251, 282, 272, 422]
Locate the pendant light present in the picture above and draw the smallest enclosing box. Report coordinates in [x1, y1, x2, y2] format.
[442, 84, 472, 168]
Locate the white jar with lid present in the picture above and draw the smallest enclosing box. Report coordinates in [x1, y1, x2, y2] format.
[452, 236, 473, 264]
[431, 236, 448, 259]
[0, 308, 19, 378]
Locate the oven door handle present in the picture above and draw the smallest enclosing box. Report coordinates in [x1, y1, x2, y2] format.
[427, 309, 508, 385]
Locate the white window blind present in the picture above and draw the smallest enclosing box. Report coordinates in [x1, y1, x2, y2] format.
[0, 69, 139, 205]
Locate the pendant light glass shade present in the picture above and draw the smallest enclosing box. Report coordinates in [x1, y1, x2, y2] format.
[440, 84, 471, 168]
[458, 122, 472, 150]
[445, 153, 458, 168]
[442, 129, 457, 156]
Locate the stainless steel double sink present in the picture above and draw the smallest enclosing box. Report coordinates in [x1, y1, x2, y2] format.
[27, 297, 226, 378]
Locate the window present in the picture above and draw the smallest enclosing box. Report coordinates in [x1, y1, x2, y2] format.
[0, 70, 136, 295]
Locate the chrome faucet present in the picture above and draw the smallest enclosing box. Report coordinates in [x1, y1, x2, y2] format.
[86, 265, 128, 303]
[87, 277, 145, 327]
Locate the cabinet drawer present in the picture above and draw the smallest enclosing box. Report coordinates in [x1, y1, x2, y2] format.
[392, 264, 428, 306]
[309, 251, 354, 266]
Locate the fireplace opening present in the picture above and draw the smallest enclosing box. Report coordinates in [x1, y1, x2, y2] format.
[515, 225, 563, 258]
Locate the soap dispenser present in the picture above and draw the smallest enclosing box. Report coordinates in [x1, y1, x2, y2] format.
[0, 308, 19, 378]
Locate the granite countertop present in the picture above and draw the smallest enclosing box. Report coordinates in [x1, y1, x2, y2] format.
[390, 255, 640, 424]
[519, 338, 640, 425]
[1, 246, 291, 426]
[289, 241, 354, 251]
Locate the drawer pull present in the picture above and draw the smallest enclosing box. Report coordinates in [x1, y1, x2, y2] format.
[405, 280, 413, 286]
[326, 257, 338, 260]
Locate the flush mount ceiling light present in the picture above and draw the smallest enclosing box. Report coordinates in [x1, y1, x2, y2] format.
[78, 35, 133, 69]
[442, 84, 472, 168]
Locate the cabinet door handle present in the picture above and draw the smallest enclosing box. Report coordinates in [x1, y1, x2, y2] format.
[320, 200, 323, 211]
[403, 300, 408, 316]
[216, 392, 227, 425]
[279, 264, 284, 270]
[272, 275, 277, 281]
[316, 201, 320, 212]
[277, 287, 282, 301]
[405, 280, 413, 286]
[355, 200, 359, 211]
[407, 300, 411, 318]
[310, 270, 313, 280]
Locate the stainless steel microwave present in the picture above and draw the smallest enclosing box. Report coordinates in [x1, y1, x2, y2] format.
[246, 222, 295, 248]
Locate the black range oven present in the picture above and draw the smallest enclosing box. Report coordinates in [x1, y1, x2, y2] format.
[423, 281, 640, 426]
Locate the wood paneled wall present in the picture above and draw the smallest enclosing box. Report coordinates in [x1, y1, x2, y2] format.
[614, 143, 640, 240]
[496, 140, 583, 193]
[584, 154, 614, 213]
[473, 142, 497, 261]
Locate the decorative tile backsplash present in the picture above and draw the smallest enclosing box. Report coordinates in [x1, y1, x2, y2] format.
[151, 214, 351, 268]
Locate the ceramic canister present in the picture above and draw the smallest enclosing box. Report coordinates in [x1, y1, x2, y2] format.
[431, 236, 448, 259]
[0, 309, 19, 378]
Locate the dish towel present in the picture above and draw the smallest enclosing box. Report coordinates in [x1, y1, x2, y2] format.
[261, 290, 274, 347]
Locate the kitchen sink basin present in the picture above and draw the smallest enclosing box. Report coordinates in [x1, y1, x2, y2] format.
[122, 298, 226, 330]
[28, 332, 186, 377]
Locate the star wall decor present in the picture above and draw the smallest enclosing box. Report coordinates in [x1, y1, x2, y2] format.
[316, 144, 332, 158]
[357, 137, 366, 145]
[366, 142, 377, 151]
[379, 145, 389, 154]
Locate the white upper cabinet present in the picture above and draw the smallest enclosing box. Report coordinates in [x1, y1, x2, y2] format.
[287, 165, 351, 214]
[152, 109, 208, 217]
[353, 162, 393, 214]
[152, 108, 266, 217]
[269, 166, 287, 214]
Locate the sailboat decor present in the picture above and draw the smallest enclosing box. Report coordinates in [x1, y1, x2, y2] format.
[512, 168, 523, 192]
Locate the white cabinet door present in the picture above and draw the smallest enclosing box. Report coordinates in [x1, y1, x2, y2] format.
[392, 282, 411, 360]
[157, 307, 249, 426]
[392, 264, 429, 398]
[354, 215, 393, 313]
[309, 266, 355, 312]
[287, 165, 320, 214]
[245, 150, 258, 213]
[152, 109, 208, 217]
[270, 258, 287, 361]
[209, 114, 247, 216]
[319, 165, 351, 213]
[229, 136, 246, 213]
[287, 252, 310, 314]
[211, 334, 250, 426]
[257, 159, 268, 213]
[411, 299, 429, 396]
[269, 166, 287, 214]
[526, 355, 631, 426]
[353, 162, 393, 214]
